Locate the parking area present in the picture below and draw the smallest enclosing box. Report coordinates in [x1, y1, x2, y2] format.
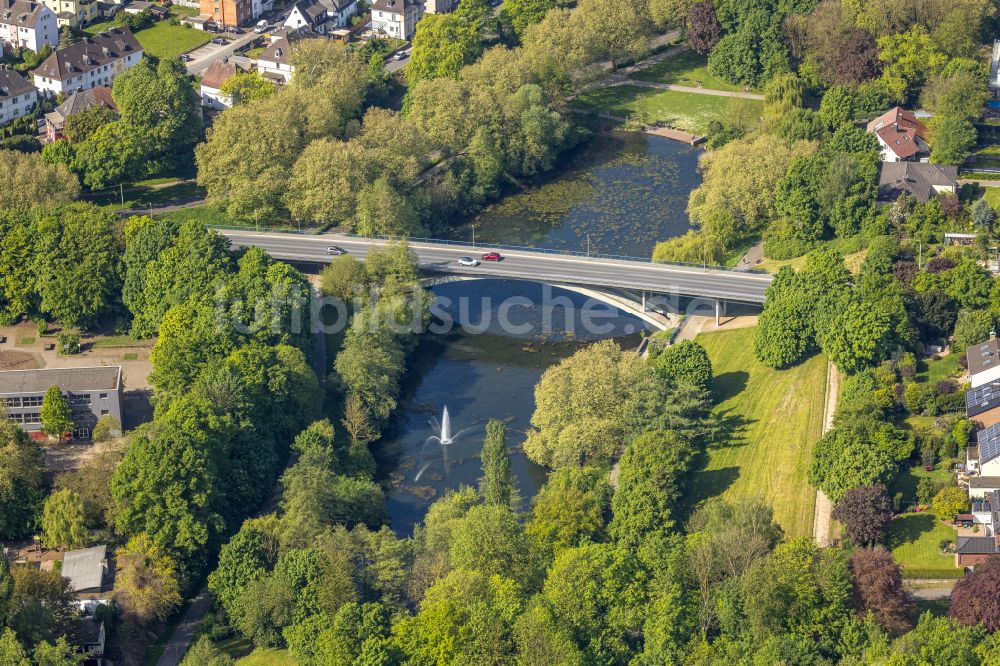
[183, 40, 230, 62]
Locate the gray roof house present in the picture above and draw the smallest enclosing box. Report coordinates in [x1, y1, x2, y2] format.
[31, 27, 142, 96]
[877, 162, 959, 204]
[62, 544, 108, 593]
[0, 366, 123, 440]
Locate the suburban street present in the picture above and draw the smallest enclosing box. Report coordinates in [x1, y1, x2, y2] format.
[218, 231, 774, 304]
[185, 32, 259, 75]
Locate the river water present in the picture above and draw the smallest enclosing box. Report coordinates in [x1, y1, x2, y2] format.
[382, 133, 703, 532]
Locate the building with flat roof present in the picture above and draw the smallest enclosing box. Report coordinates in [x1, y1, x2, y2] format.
[0, 366, 122, 440]
[62, 544, 108, 593]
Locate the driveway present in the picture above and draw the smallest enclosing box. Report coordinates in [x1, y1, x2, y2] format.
[185, 33, 259, 75]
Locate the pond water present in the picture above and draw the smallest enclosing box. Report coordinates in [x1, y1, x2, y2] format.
[382, 133, 703, 533]
[444, 132, 703, 257]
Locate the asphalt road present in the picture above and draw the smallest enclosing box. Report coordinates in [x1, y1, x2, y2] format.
[218, 231, 773, 304]
[185, 32, 259, 75]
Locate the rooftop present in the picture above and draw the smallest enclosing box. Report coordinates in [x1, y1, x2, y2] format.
[200, 58, 245, 89]
[371, 0, 420, 12]
[0, 366, 121, 394]
[970, 476, 1000, 489]
[0, 0, 50, 29]
[259, 26, 315, 66]
[878, 162, 958, 204]
[46, 85, 115, 125]
[969, 338, 1000, 376]
[957, 535, 997, 555]
[32, 27, 140, 81]
[978, 423, 1000, 466]
[867, 106, 927, 159]
[0, 67, 35, 99]
[62, 545, 107, 592]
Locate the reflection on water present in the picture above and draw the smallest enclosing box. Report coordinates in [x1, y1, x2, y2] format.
[447, 132, 702, 257]
[380, 280, 652, 534]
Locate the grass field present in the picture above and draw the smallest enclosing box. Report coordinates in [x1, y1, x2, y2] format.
[237, 649, 295, 666]
[631, 50, 744, 92]
[134, 22, 212, 58]
[916, 353, 961, 385]
[88, 181, 205, 209]
[890, 463, 954, 508]
[688, 327, 828, 537]
[574, 85, 759, 135]
[885, 512, 960, 577]
[981, 186, 1000, 210]
[83, 17, 211, 57]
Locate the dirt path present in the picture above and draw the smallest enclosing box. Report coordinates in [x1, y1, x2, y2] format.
[618, 78, 765, 100]
[813, 361, 839, 547]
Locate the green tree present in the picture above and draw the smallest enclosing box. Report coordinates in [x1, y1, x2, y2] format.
[354, 177, 423, 236]
[526, 466, 609, 557]
[449, 504, 536, 584]
[652, 340, 713, 390]
[953, 309, 993, 351]
[0, 421, 45, 538]
[208, 518, 276, 619]
[809, 417, 912, 502]
[480, 420, 516, 507]
[219, 71, 276, 106]
[930, 115, 977, 165]
[41, 489, 89, 550]
[72, 121, 149, 190]
[91, 415, 121, 443]
[0, 150, 79, 210]
[32, 637, 81, 666]
[114, 532, 183, 625]
[575, 0, 652, 69]
[501, 0, 562, 35]
[180, 636, 234, 666]
[0, 629, 29, 666]
[407, 13, 483, 86]
[40, 386, 73, 438]
[931, 486, 968, 520]
[32, 203, 124, 328]
[62, 104, 116, 144]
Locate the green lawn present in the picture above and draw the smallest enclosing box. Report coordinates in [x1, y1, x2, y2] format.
[688, 327, 828, 537]
[83, 17, 211, 57]
[885, 512, 960, 577]
[982, 186, 1000, 210]
[916, 353, 961, 385]
[889, 463, 954, 508]
[237, 649, 295, 666]
[134, 22, 212, 59]
[631, 49, 744, 92]
[574, 85, 760, 135]
[89, 181, 205, 209]
[914, 598, 951, 618]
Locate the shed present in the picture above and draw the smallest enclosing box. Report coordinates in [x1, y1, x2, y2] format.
[62, 545, 107, 593]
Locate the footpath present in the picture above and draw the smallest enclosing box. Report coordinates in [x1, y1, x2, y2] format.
[812, 361, 839, 546]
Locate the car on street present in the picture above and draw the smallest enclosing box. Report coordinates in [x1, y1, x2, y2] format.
[254, 20, 268, 33]
[179, 53, 192, 61]
[480, 252, 503, 261]
[326, 246, 347, 256]
[392, 51, 407, 60]
[211, 38, 228, 45]
[457, 257, 480, 267]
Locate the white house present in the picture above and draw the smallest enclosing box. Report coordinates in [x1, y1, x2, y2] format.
[199, 57, 245, 109]
[283, 0, 358, 33]
[0, 66, 37, 125]
[866, 106, 930, 163]
[31, 26, 141, 96]
[0, 0, 57, 53]
[370, 0, 421, 40]
[256, 26, 313, 83]
[969, 422, 1000, 479]
[969, 338, 1000, 388]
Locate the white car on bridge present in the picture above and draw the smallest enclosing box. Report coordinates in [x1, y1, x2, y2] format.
[457, 257, 480, 267]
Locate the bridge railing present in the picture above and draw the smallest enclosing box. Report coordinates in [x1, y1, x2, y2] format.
[208, 225, 769, 275]
[340, 234, 771, 274]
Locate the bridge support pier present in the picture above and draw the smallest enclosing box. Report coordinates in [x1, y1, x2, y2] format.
[715, 299, 726, 326]
[641, 291, 646, 312]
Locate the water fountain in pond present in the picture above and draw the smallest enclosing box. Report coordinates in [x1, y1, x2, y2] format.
[414, 406, 478, 482]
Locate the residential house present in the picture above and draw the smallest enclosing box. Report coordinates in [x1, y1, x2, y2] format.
[122, 0, 167, 18]
[866, 106, 930, 162]
[31, 27, 141, 96]
[0, 366, 123, 440]
[957, 535, 998, 568]
[283, 0, 358, 32]
[876, 162, 958, 204]
[76, 618, 105, 665]
[43, 83, 115, 140]
[422, 0, 455, 13]
[0, 0, 57, 52]
[968, 421, 1000, 476]
[199, 56, 245, 109]
[40, 0, 102, 27]
[256, 25, 313, 83]
[0, 66, 37, 125]
[370, 0, 421, 40]
[62, 545, 109, 593]
[968, 337, 1000, 388]
[970, 476, 1000, 499]
[198, 0, 250, 28]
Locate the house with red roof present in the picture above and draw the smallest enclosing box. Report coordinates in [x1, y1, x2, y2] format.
[866, 106, 930, 163]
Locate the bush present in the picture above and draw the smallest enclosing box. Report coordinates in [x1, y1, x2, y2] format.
[899, 567, 964, 579]
[91, 415, 122, 443]
[57, 332, 80, 355]
[931, 486, 967, 520]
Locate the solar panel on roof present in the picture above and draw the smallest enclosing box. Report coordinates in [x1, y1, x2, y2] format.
[978, 423, 1000, 465]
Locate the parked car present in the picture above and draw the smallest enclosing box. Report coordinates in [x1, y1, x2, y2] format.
[480, 252, 503, 261]
[457, 257, 480, 267]
[392, 50, 407, 60]
[254, 19, 269, 33]
[226, 26, 243, 34]
[211, 38, 228, 45]
[326, 246, 347, 256]
[179, 53, 192, 61]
